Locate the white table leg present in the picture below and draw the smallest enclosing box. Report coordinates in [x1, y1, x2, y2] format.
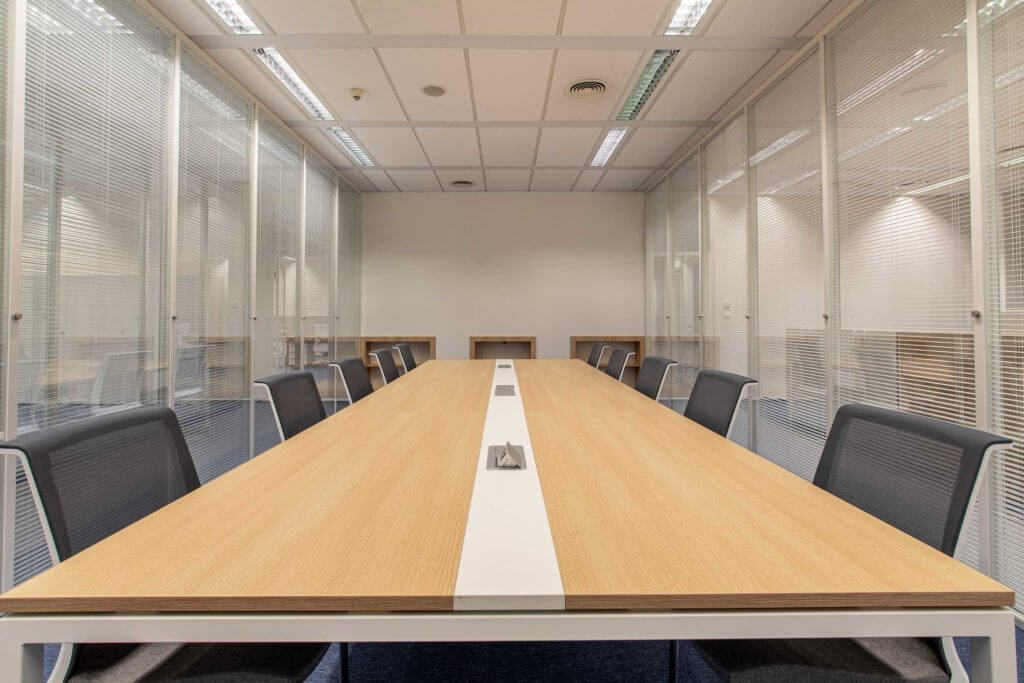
[969, 625, 1017, 683]
[0, 640, 43, 682]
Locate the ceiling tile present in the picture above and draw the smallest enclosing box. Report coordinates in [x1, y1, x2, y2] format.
[561, 0, 670, 36]
[416, 127, 481, 166]
[290, 49, 406, 121]
[249, 0, 365, 33]
[486, 169, 532, 191]
[461, 0, 563, 34]
[535, 127, 602, 166]
[705, 0, 829, 37]
[379, 49, 474, 121]
[350, 127, 429, 166]
[206, 49, 306, 120]
[340, 170, 375, 192]
[573, 169, 605, 191]
[545, 50, 643, 120]
[479, 127, 539, 166]
[389, 170, 442, 192]
[613, 127, 695, 167]
[150, 0, 222, 33]
[362, 170, 400, 191]
[437, 169, 485, 191]
[646, 50, 774, 120]
[530, 169, 581, 191]
[470, 49, 553, 120]
[354, 0, 460, 33]
[596, 169, 652, 191]
[800, 0, 850, 35]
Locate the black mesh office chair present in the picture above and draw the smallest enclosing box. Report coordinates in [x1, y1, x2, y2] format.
[586, 343, 609, 368]
[369, 349, 400, 385]
[1, 407, 330, 682]
[687, 403, 1012, 683]
[604, 348, 635, 382]
[635, 356, 678, 401]
[683, 369, 756, 437]
[393, 343, 417, 373]
[254, 370, 327, 441]
[330, 357, 374, 405]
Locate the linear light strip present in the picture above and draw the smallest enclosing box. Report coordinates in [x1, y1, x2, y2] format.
[617, 50, 677, 121]
[904, 174, 969, 196]
[328, 128, 374, 167]
[206, 0, 261, 34]
[590, 128, 628, 166]
[665, 0, 712, 36]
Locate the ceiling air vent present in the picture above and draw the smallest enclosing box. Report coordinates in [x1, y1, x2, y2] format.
[565, 80, 607, 98]
[450, 180, 475, 188]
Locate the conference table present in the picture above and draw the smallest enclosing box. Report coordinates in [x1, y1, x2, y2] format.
[0, 359, 1017, 681]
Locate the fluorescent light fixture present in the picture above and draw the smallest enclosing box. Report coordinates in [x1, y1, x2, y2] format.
[27, 5, 69, 34]
[205, 0, 261, 34]
[762, 168, 821, 196]
[254, 48, 332, 120]
[1001, 154, 1024, 167]
[591, 128, 628, 166]
[618, 50, 677, 120]
[707, 168, 743, 194]
[749, 128, 811, 165]
[911, 93, 968, 123]
[665, 0, 712, 35]
[904, 174, 969, 196]
[328, 128, 374, 167]
[838, 126, 911, 162]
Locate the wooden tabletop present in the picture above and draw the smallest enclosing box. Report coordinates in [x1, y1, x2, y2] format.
[0, 359, 1012, 613]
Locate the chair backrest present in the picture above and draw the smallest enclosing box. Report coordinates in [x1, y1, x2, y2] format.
[2, 406, 199, 561]
[333, 357, 373, 404]
[174, 345, 207, 397]
[90, 351, 146, 407]
[254, 370, 326, 440]
[815, 403, 1011, 556]
[635, 356, 678, 401]
[586, 344, 608, 368]
[603, 348, 634, 382]
[369, 348, 400, 384]
[683, 369, 756, 437]
[393, 344, 417, 373]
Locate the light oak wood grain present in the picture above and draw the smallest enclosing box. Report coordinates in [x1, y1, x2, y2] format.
[515, 359, 1014, 610]
[0, 360, 492, 613]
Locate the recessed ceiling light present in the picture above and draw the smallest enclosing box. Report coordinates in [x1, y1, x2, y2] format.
[422, 85, 447, 97]
[327, 127, 374, 167]
[590, 128, 628, 167]
[665, 0, 712, 36]
[617, 51, 676, 120]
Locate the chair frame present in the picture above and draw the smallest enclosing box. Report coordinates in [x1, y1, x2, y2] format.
[328, 360, 363, 406]
[586, 344, 610, 368]
[606, 350, 635, 382]
[368, 349, 398, 385]
[253, 380, 288, 443]
[637, 357, 678, 402]
[393, 344, 416, 374]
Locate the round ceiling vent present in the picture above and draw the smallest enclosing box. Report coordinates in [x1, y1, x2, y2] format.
[422, 84, 447, 97]
[565, 79, 607, 98]
[450, 180, 475, 188]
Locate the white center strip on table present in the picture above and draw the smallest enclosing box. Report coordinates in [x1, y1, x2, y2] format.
[454, 359, 564, 611]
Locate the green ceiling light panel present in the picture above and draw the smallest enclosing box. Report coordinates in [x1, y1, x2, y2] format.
[616, 49, 677, 121]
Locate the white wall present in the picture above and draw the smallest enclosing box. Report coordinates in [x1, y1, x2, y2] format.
[361, 192, 645, 359]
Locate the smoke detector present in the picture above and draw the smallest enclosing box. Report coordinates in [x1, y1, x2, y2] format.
[422, 84, 447, 97]
[564, 79, 607, 98]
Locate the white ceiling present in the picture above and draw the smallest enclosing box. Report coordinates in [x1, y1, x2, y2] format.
[151, 0, 852, 192]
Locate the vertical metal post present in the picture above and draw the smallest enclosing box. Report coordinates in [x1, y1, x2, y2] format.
[165, 35, 182, 410]
[966, 0, 995, 575]
[1, 0, 27, 593]
[247, 106, 259, 461]
[819, 36, 839, 424]
[745, 104, 758, 452]
[296, 147, 306, 371]
[329, 174, 339, 407]
[699, 144, 711, 372]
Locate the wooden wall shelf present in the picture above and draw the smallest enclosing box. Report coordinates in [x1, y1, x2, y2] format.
[570, 336, 645, 368]
[470, 336, 537, 360]
[360, 336, 437, 368]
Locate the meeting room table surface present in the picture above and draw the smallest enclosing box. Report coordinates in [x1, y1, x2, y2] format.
[0, 359, 1016, 681]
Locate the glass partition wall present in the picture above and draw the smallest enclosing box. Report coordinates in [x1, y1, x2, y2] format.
[644, 0, 1024, 618]
[0, 0, 361, 589]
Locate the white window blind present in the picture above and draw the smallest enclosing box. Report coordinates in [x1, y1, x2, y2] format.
[703, 114, 751, 446]
[333, 186, 360, 403]
[176, 49, 252, 483]
[645, 178, 669, 359]
[830, 0, 974, 429]
[0, 0, 7, 439]
[980, 0, 1024, 616]
[303, 159, 335, 405]
[254, 115, 301, 453]
[667, 155, 701, 406]
[15, 0, 172, 584]
[752, 52, 826, 481]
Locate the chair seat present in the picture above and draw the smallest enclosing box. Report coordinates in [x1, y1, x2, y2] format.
[695, 637, 949, 683]
[69, 642, 329, 682]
